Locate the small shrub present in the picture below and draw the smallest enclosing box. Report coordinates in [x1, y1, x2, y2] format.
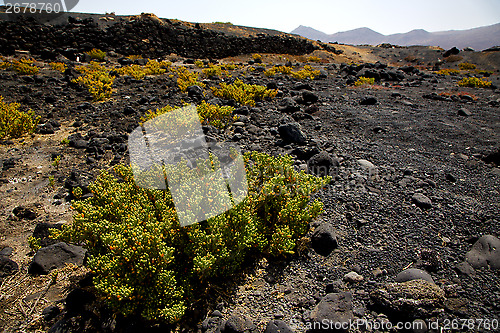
[53, 151, 329, 323]
[457, 77, 492, 88]
[194, 60, 205, 68]
[73, 62, 115, 101]
[458, 62, 476, 70]
[291, 65, 320, 80]
[142, 101, 235, 129]
[50, 62, 67, 72]
[354, 76, 375, 86]
[264, 66, 293, 77]
[117, 60, 170, 79]
[202, 64, 224, 78]
[1, 59, 40, 75]
[435, 69, 460, 75]
[307, 56, 321, 63]
[211, 79, 277, 106]
[252, 54, 262, 61]
[85, 48, 106, 61]
[127, 55, 143, 60]
[175, 67, 206, 92]
[0, 96, 40, 139]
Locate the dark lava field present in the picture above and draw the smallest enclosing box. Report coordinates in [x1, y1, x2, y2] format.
[0, 10, 499, 333]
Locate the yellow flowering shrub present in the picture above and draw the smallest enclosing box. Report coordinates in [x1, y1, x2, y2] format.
[175, 67, 206, 92]
[54, 152, 330, 323]
[141, 101, 235, 129]
[73, 62, 115, 101]
[211, 79, 277, 106]
[354, 76, 375, 86]
[0, 96, 40, 139]
[457, 77, 492, 88]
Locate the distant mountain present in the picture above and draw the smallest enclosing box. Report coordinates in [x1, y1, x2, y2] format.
[291, 23, 500, 50]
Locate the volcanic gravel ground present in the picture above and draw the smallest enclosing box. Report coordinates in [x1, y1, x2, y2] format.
[0, 34, 499, 332]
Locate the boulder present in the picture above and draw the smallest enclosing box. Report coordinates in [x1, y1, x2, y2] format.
[29, 242, 87, 275]
[466, 235, 500, 269]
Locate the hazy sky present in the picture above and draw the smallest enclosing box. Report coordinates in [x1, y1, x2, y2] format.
[3, 0, 500, 34]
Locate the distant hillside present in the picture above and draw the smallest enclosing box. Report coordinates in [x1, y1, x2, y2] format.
[291, 23, 500, 50]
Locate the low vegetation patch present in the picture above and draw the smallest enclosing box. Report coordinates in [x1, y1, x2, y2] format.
[50, 62, 67, 72]
[0, 59, 39, 75]
[354, 76, 375, 86]
[0, 96, 40, 139]
[435, 68, 460, 75]
[141, 101, 236, 129]
[73, 62, 115, 101]
[458, 62, 476, 70]
[116, 60, 170, 79]
[85, 48, 106, 61]
[211, 79, 277, 106]
[457, 77, 492, 88]
[175, 67, 206, 92]
[53, 152, 330, 323]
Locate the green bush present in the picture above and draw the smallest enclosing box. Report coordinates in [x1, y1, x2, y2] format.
[73, 62, 115, 101]
[141, 101, 236, 129]
[0, 59, 39, 75]
[457, 77, 492, 88]
[54, 152, 330, 323]
[175, 67, 206, 92]
[211, 79, 277, 106]
[0, 96, 40, 139]
[291, 65, 320, 80]
[117, 60, 170, 79]
[85, 48, 106, 61]
[458, 62, 476, 70]
[354, 76, 375, 86]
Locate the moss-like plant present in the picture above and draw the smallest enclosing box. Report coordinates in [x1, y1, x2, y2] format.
[53, 151, 329, 323]
[73, 62, 115, 101]
[85, 48, 106, 61]
[141, 101, 235, 129]
[307, 56, 321, 63]
[354, 76, 375, 86]
[0, 59, 39, 75]
[264, 66, 293, 77]
[435, 68, 460, 75]
[175, 67, 206, 92]
[291, 65, 320, 80]
[50, 62, 67, 73]
[458, 62, 476, 70]
[457, 77, 492, 88]
[0, 96, 40, 139]
[117, 60, 170, 80]
[211, 79, 277, 106]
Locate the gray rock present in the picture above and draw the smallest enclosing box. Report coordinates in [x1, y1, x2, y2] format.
[0, 256, 19, 277]
[411, 193, 432, 209]
[310, 292, 353, 332]
[360, 97, 378, 105]
[308, 151, 339, 177]
[311, 223, 338, 256]
[466, 235, 500, 269]
[29, 242, 87, 275]
[395, 268, 434, 284]
[264, 320, 294, 333]
[278, 123, 306, 144]
[223, 315, 256, 333]
[13, 206, 37, 220]
[454, 261, 476, 276]
[357, 159, 375, 169]
[370, 280, 445, 319]
[344, 271, 364, 283]
[458, 107, 471, 117]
